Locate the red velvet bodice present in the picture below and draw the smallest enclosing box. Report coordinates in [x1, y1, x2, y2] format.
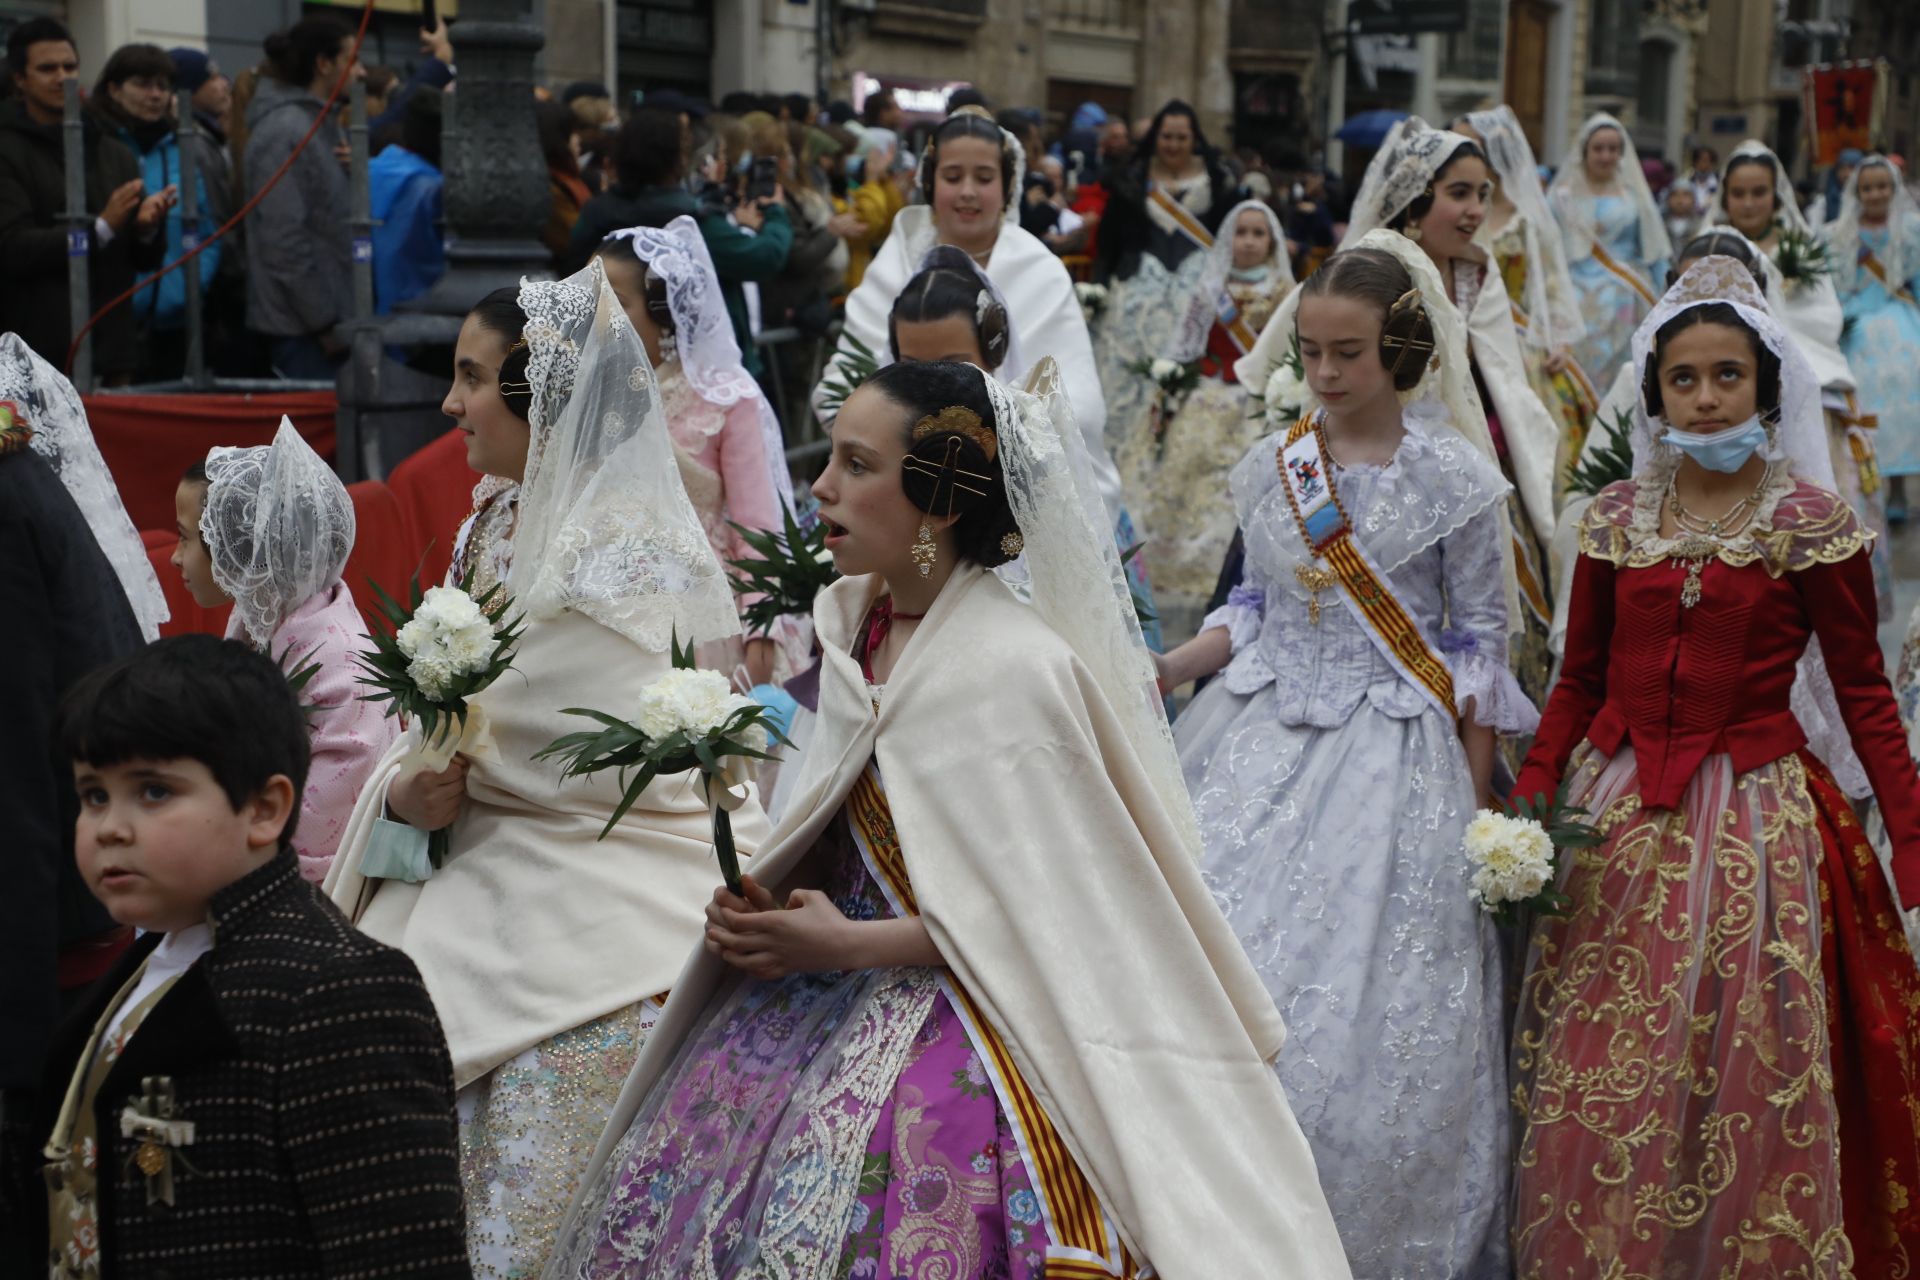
[1514, 475, 1920, 904]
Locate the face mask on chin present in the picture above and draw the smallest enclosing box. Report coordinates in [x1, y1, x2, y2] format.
[1660, 413, 1770, 473]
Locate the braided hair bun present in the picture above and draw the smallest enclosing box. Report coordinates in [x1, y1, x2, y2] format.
[1298, 247, 1437, 393]
[890, 245, 1012, 370]
[865, 360, 1022, 567]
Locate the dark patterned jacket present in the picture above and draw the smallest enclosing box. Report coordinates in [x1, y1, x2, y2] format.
[26, 852, 471, 1278]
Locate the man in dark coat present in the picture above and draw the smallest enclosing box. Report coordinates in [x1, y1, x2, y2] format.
[0, 19, 171, 383]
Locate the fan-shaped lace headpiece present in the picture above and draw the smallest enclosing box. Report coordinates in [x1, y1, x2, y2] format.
[1173, 198, 1294, 362]
[1826, 155, 1920, 299]
[1462, 105, 1585, 350]
[1705, 139, 1812, 238]
[1345, 115, 1476, 242]
[1547, 113, 1674, 268]
[202, 418, 354, 648]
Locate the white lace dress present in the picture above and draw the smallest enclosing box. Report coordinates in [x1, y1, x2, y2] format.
[1173, 417, 1536, 1279]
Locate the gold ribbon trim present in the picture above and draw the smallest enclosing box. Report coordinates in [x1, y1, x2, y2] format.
[1280, 415, 1458, 720]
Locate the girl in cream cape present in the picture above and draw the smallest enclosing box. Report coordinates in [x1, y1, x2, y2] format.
[545, 358, 1350, 1279]
[1458, 106, 1601, 496]
[810, 108, 1124, 530]
[1337, 115, 1562, 709]
[324, 261, 770, 1279]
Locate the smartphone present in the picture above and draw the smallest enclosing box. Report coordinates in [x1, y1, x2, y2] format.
[747, 155, 780, 203]
[422, 0, 438, 29]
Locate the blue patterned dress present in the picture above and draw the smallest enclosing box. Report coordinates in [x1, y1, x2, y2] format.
[1839, 219, 1920, 477]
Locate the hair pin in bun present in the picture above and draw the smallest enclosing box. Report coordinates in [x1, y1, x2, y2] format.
[911, 405, 998, 462]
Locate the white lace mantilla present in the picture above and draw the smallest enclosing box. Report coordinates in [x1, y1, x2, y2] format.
[507, 261, 740, 651]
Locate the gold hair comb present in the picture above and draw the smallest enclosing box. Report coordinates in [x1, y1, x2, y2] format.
[911, 405, 998, 461]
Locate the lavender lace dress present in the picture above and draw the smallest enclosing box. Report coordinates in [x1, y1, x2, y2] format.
[1173, 417, 1537, 1278]
[555, 768, 1063, 1279]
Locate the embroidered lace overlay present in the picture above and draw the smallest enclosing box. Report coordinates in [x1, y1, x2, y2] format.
[548, 810, 1058, 1279]
[459, 1000, 659, 1279]
[1512, 747, 1853, 1278]
[1579, 467, 1875, 577]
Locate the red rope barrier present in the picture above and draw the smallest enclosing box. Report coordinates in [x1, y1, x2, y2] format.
[63, 0, 379, 375]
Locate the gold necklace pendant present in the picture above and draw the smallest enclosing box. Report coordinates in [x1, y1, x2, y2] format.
[1295, 562, 1339, 624]
[1672, 535, 1717, 609]
[1680, 558, 1705, 608]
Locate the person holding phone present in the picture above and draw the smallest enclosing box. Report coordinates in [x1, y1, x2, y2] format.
[569, 106, 793, 375]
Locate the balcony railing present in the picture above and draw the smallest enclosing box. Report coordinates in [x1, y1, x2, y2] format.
[1048, 0, 1144, 32]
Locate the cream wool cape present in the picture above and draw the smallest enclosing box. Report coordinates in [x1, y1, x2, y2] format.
[550, 565, 1353, 1279]
[1459, 262, 1561, 548]
[324, 608, 772, 1088]
[810, 205, 1125, 516]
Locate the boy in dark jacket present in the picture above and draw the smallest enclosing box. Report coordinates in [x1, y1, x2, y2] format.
[28, 635, 470, 1278]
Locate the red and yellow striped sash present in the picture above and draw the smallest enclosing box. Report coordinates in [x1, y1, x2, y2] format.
[1282, 415, 1458, 717]
[845, 768, 1138, 1278]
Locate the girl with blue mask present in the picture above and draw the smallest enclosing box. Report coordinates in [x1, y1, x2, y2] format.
[1509, 254, 1920, 1277]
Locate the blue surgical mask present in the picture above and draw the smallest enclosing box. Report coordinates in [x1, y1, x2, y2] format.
[1661, 414, 1769, 473]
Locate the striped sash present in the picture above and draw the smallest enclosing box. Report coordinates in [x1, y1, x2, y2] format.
[1590, 240, 1658, 307]
[1860, 247, 1918, 305]
[1278, 414, 1458, 720]
[846, 768, 1140, 1279]
[1146, 183, 1212, 255]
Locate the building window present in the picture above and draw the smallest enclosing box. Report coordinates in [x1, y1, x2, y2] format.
[1586, 0, 1640, 99]
[1443, 0, 1507, 85]
[1636, 38, 1672, 136]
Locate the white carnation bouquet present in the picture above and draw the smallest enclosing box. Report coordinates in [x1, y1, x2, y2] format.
[1255, 328, 1309, 429]
[535, 632, 788, 893]
[357, 567, 525, 868]
[1126, 354, 1203, 453]
[1075, 281, 1109, 323]
[1463, 782, 1601, 924]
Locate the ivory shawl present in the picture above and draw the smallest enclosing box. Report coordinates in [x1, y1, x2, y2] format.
[553, 566, 1352, 1278]
[325, 608, 771, 1088]
[1464, 264, 1561, 549]
[812, 206, 1124, 515]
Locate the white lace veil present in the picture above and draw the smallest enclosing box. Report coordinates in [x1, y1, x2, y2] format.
[1345, 115, 1476, 242]
[201, 418, 354, 648]
[1547, 113, 1674, 267]
[1234, 227, 1523, 637]
[1462, 105, 1585, 350]
[1826, 155, 1920, 297]
[984, 358, 1201, 859]
[1627, 256, 1867, 795]
[1174, 198, 1293, 362]
[0, 333, 167, 640]
[602, 216, 793, 513]
[1705, 139, 1813, 237]
[507, 259, 741, 651]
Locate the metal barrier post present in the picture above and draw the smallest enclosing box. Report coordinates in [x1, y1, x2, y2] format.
[176, 88, 207, 388]
[349, 81, 373, 319]
[63, 77, 92, 392]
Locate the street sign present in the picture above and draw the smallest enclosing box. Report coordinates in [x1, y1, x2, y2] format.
[1349, 0, 1469, 36]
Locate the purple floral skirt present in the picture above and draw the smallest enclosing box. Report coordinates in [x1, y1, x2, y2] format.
[561, 829, 1052, 1278]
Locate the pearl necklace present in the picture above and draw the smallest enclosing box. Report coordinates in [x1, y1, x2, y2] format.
[1663, 462, 1772, 608]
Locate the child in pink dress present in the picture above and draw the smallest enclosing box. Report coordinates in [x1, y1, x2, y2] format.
[172, 418, 396, 880]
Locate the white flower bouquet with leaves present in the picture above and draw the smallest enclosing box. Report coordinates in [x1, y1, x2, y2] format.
[1075, 281, 1109, 324]
[357, 568, 525, 868]
[1463, 781, 1602, 924]
[535, 633, 789, 894]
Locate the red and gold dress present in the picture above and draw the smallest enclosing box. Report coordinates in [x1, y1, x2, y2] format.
[1509, 465, 1920, 1279]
